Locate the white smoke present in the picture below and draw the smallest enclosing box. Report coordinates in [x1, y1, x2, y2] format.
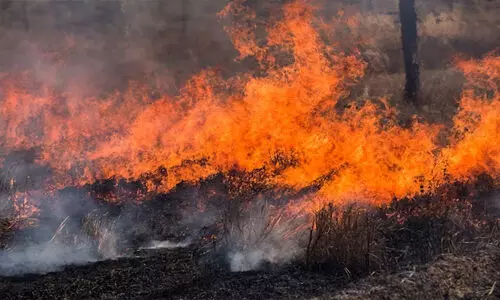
[224, 200, 307, 272]
[487, 191, 500, 217]
[0, 188, 122, 276]
[0, 217, 123, 276]
[141, 239, 191, 250]
[0, 242, 97, 276]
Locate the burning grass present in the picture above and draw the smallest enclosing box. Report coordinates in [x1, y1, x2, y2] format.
[302, 173, 499, 275]
[0, 1, 498, 297]
[0, 1, 497, 206]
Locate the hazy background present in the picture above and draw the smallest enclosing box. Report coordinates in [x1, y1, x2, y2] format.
[0, 0, 497, 96]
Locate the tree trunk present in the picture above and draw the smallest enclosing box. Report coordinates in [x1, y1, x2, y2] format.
[399, 0, 420, 103]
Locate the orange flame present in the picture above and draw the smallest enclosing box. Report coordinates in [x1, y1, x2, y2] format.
[0, 2, 498, 215]
[10, 191, 40, 228]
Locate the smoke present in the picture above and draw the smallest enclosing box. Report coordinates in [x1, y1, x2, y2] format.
[141, 240, 191, 250]
[0, 242, 97, 276]
[0, 0, 236, 117]
[486, 191, 500, 217]
[0, 171, 124, 275]
[223, 200, 307, 272]
[0, 208, 124, 276]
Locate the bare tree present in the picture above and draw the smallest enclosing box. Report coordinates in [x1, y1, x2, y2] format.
[399, 0, 420, 103]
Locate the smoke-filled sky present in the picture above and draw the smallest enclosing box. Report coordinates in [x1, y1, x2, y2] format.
[0, 0, 237, 96]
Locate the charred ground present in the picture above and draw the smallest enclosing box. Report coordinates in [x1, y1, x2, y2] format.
[0, 173, 498, 299]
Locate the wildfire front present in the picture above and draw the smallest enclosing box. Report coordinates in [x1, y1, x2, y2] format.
[0, 1, 498, 299]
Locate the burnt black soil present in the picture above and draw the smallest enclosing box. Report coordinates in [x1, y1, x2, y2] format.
[0, 175, 498, 300]
[0, 247, 343, 300]
[0, 244, 498, 300]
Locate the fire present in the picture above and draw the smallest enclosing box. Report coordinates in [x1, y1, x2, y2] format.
[0, 1, 498, 216]
[443, 55, 500, 180]
[10, 190, 40, 228]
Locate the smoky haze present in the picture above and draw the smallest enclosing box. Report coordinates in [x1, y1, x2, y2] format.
[0, 0, 235, 96]
[0, 0, 497, 93]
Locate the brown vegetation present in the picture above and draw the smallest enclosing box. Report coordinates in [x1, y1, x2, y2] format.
[304, 179, 499, 277]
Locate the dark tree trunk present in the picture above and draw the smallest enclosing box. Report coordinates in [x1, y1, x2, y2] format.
[399, 0, 420, 103]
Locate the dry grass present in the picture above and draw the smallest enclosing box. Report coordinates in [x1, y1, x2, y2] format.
[421, 4, 499, 43]
[0, 218, 12, 249]
[304, 180, 499, 277]
[305, 204, 381, 278]
[0, 168, 15, 246]
[81, 209, 120, 259]
[325, 2, 499, 75]
[217, 198, 307, 271]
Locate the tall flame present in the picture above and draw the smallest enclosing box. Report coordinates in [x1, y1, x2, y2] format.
[0, 2, 498, 212]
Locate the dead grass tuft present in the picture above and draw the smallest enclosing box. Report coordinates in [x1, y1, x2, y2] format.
[305, 203, 381, 278]
[304, 180, 499, 277]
